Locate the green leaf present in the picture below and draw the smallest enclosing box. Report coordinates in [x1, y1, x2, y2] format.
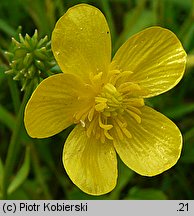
[181, 141, 194, 163]
[8, 146, 30, 195]
[0, 105, 16, 131]
[168, 0, 192, 9]
[114, 0, 148, 52]
[182, 25, 194, 51]
[109, 159, 134, 199]
[123, 9, 155, 39]
[164, 103, 194, 119]
[0, 19, 16, 36]
[127, 187, 167, 200]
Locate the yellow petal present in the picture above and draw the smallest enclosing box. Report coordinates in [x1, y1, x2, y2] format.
[24, 73, 93, 138]
[51, 4, 111, 82]
[113, 27, 186, 97]
[113, 106, 182, 176]
[63, 125, 117, 195]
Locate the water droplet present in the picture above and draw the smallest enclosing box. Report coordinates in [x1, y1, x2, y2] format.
[55, 51, 60, 56]
[80, 27, 83, 30]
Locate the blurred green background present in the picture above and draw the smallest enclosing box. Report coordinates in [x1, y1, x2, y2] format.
[0, 0, 194, 200]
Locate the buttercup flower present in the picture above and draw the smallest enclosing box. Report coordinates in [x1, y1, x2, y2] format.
[24, 4, 186, 195]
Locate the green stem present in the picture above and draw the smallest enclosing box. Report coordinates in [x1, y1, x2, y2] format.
[8, 77, 21, 114]
[31, 144, 52, 199]
[2, 83, 33, 199]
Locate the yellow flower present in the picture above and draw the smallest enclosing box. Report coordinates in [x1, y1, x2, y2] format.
[24, 4, 186, 195]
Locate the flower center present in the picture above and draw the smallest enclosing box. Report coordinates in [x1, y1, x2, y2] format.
[95, 83, 124, 117]
[74, 68, 145, 143]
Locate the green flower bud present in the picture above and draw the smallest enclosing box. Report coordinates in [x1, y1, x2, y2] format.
[5, 30, 56, 91]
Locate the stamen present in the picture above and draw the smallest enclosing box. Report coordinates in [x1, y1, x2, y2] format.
[99, 115, 113, 130]
[112, 115, 132, 139]
[80, 120, 86, 127]
[122, 127, 132, 138]
[126, 109, 141, 123]
[86, 116, 97, 137]
[114, 115, 126, 128]
[103, 83, 117, 94]
[108, 70, 121, 84]
[88, 106, 95, 122]
[95, 102, 107, 112]
[124, 98, 144, 107]
[104, 130, 113, 140]
[112, 120, 124, 140]
[114, 71, 133, 87]
[95, 97, 108, 103]
[116, 116, 131, 136]
[74, 106, 90, 122]
[118, 82, 141, 93]
[117, 114, 127, 127]
[126, 105, 142, 115]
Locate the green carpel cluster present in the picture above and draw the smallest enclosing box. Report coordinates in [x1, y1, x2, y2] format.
[5, 30, 55, 91]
